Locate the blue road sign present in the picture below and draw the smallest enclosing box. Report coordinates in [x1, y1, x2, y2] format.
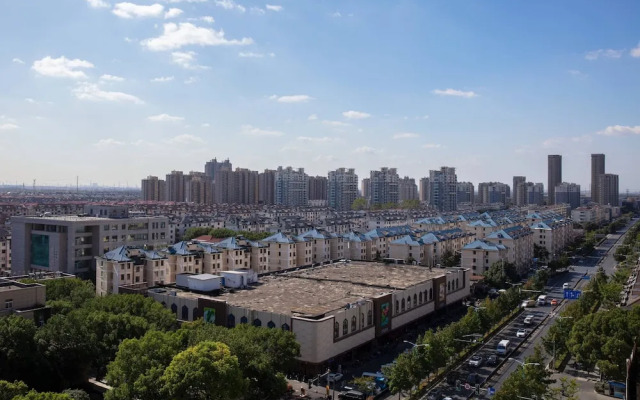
[582, 275, 591, 280]
[564, 290, 581, 299]
[488, 387, 495, 396]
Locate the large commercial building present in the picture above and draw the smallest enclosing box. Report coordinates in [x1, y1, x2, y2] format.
[11, 211, 170, 278]
[147, 262, 470, 372]
[275, 167, 309, 207]
[598, 174, 619, 206]
[555, 182, 581, 210]
[370, 168, 399, 206]
[428, 167, 457, 212]
[548, 155, 562, 205]
[328, 168, 358, 211]
[591, 154, 605, 204]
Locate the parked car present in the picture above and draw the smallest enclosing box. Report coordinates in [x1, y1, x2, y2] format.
[487, 354, 498, 366]
[466, 373, 480, 385]
[327, 373, 343, 383]
[446, 372, 458, 385]
[469, 355, 483, 367]
[426, 388, 443, 400]
[524, 315, 535, 324]
[516, 329, 527, 338]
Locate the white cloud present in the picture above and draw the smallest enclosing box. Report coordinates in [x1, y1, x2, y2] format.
[597, 125, 640, 137]
[166, 134, 205, 144]
[201, 16, 215, 23]
[113, 3, 164, 18]
[568, 69, 588, 79]
[86, 0, 110, 8]
[151, 76, 174, 82]
[164, 8, 183, 18]
[171, 51, 208, 69]
[585, 48, 624, 60]
[322, 120, 351, 128]
[241, 124, 284, 137]
[238, 51, 274, 58]
[100, 74, 125, 82]
[95, 138, 125, 146]
[332, 11, 342, 18]
[25, 98, 36, 104]
[167, 0, 207, 2]
[296, 136, 336, 143]
[201, 123, 210, 127]
[265, 4, 282, 11]
[32, 56, 94, 79]
[432, 88, 477, 98]
[12, 58, 25, 64]
[269, 94, 313, 103]
[307, 114, 318, 121]
[0, 123, 19, 130]
[631, 43, 640, 58]
[214, 0, 246, 12]
[148, 113, 184, 122]
[250, 7, 265, 15]
[72, 83, 144, 104]
[393, 132, 419, 139]
[422, 143, 442, 149]
[184, 76, 198, 84]
[141, 22, 253, 51]
[354, 146, 380, 154]
[342, 110, 371, 120]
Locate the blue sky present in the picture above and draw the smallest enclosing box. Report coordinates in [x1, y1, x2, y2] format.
[1, 0, 639, 192]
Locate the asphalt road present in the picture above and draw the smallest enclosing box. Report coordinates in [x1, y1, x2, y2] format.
[421, 217, 639, 400]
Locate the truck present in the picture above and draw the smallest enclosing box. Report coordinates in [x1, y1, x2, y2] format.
[537, 295, 547, 306]
[497, 339, 510, 355]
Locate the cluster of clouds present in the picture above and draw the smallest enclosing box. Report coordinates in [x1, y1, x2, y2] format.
[585, 44, 640, 60]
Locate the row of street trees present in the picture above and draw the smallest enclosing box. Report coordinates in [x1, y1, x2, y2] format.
[183, 227, 272, 241]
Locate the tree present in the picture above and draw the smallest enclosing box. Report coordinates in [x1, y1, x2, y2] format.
[400, 199, 420, 209]
[12, 392, 72, 400]
[351, 198, 368, 210]
[483, 260, 518, 289]
[0, 316, 40, 388]
[384, 352, 417, 397]
[161, 341, 245, 400]
[209, 228, 239, 238]
[0, 380, 29, 400]
[61, 390, 90, 400]
[42, 278, 95, 312]
[84, 294, 177, 331]
[441, 250, 460, 268]
[533, 244, 549, 261]
[493, 347, 553, 400]
[350, 376, 376, 395]
[183, 227, 211, 240]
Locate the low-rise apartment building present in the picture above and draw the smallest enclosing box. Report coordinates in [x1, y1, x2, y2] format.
[485, 225, 534, 275]
[461, 239, 509, 274]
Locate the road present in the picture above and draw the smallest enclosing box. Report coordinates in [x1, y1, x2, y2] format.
[420, 216, 639, 400]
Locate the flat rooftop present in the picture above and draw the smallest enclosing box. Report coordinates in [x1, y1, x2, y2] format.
[161, 261, 447, 318]
[13, 215, 165, 222]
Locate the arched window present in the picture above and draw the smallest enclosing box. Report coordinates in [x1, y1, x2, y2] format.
[181, 305, 189, 321]
[360, 313, 365, 329]
[407, 296, 411, 309]
[227, 314, 235, 328]
[240, 316, 248, 324]
[351, 316, 357, 332]
[343, 319, 348, 335]
[161, 301, 166, 307]
[413, 294, 417, 306]
[424, 290, 428, 302]
[429, 288, 433, 300]
[456, 278, 459, 289]
[419, 292, 423, 304]
[193, 307, 200, 319]
[367, 310, 373, 325]
[267, 321, 276, 329]
[282, 323, 290, 331]
[401, 299, 405, 312]
[334, 322, 339, 338]
[171, 303, 177, 315]
[395, 300, 399, 314]
[447, 281, 451, 291]
[253, 318, 262, 327]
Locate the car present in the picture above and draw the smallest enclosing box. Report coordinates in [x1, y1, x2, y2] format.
[469, 355, 483, 367]
[516, 329, 527, 338]
[521, 299, 536, 308]
[550, 298, 558, 306]
[524, 315, 535, 324]
[327, 373, 343, 383]
[467, 372, 480, 384]
[563, 283, 570, 290]
[487, 354, 498, 366]
[426, 388, 443, 400]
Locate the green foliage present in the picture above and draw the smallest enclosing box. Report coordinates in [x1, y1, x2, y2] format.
[209, 228, 239, 238]
[350, 376, 376, 394]
[0, 379, 29, 400]
[483, 260, 519, 289]
[0, 316, 40, 388]
[351, 198, 368, 210]
[61, 389, 89, 400]
[12, 391, 72, 400]
[84, 294, 177, 331]
[400, 199, 420, 209]
[161, 341, 245, 400]
[493, 346, 554, 400]
[384, 352, 418, 396]
[441, 250, 461, 268]
[182, 227, 211, 240]
[533, 244, 549, 261]
[42, 278, 95, 310]
[184, 227, 271, 242]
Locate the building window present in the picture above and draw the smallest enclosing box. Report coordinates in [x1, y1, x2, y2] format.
[171, 304, 177, 315]
[360, 313, 365, 329]
[351, 316, 356, 332]
[367, 310, 372, 325]
[240, 316, 248, 324]
[253, 319, 262, 327]
[456, 278, 459, 289]
[419, 292, 423, 304]
[282, 323, 290, 331]
[334, 322, 339, 338]
[447, 281, 451, 291]
[267, 321, 276, 329]
[413, 294, 417, 306]
[343, 319, 348, 335]
[4, 299, 12, 309]
[401, 299, 405, 312]
[429, 288, 433, 300]
[395, 300, 399, 314]
[407, 296, 411, 309]
[181, 305, 189, 321]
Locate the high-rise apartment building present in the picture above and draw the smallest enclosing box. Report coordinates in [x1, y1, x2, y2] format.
[141, 175, 166, 201]
[398, 176, 418, 203]
[478, 182, 510, 205]
[526, 183, 544, 206]
[419, 178, 430, 203]
[328, 168, 358, 211]
[548, 155, 562, 205]
[204, 158, 232, 182]
[370, 168, 399, 206]
[555, 182, 581, 209]
[513, 176, 527, 206]
[361, 178, 371, 201]
[598, 174, 619, 206]
[165, 170, 185, 202]
[428, 167, 457, 212]
[275, 166, 309, 207]
[591, 154, 605, 204]
[258, 169, 276, 205]
[456, 182, 474, 205]
[214, 168, 259, 204]
[185, 171, 213, 204]
[308, 176, 328, 201]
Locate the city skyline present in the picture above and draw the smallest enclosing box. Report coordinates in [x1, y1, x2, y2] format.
[1, 1, 639, 190]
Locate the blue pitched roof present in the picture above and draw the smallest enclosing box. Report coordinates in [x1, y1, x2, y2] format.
[390, 235, 424, 246]
[103, 246, 131, 262]
[215, 236, 243, 250]
[141, 249, 166, 260]
[343, 231, 369, 242]
[298, 229, 329, 240]
[463, 239, 507, 251]
[262, 232, 295, 244]
[169, 241, 192, 255]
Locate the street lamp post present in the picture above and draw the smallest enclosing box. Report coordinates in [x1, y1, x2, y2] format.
[509, 358, 540, 377]
[403, 340, 429, 348]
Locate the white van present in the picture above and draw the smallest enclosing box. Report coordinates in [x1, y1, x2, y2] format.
[537, 295, 547, 306]
[563, 283, 570, 290]
[497, 339, 510, 355]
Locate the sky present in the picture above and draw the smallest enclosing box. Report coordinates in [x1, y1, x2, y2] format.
[1, 0, 639, 193]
